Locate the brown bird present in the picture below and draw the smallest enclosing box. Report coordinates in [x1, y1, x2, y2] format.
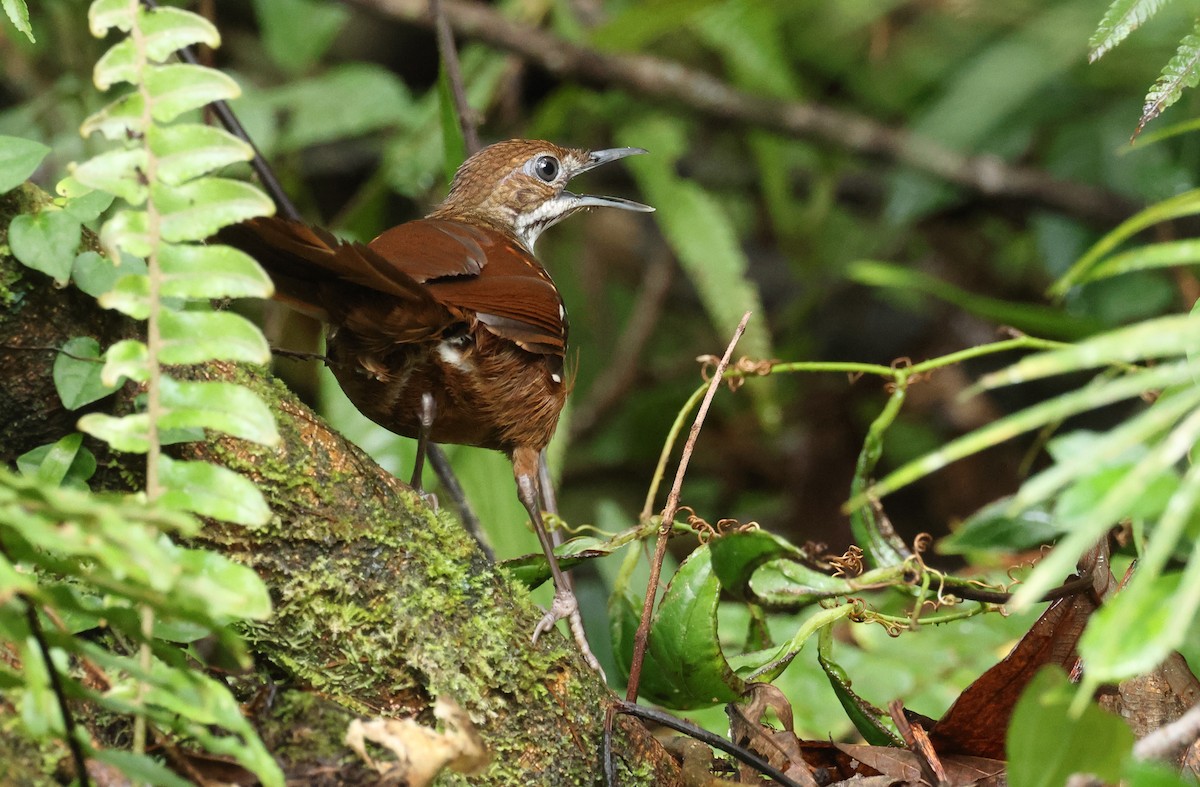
[220, 139, 652, 655]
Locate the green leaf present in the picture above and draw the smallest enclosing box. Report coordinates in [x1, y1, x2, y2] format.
[1079, 573, 1181, 683]
[18, 433, 79, 485]
[499, 537, 610, 589]
[175, 548, 272, 619]
[978, 314, 1200, 389]
[818, 633, 904, 747]
[98, 272, 150, 318]
[940, 499, 1061, 554]
[72, 249, 146, 297]
[54, 336, 122, 410]
[17, 435, 96, 489]
[708, 529, 801, 599]
[158, 456, 272, 527]
[72, 251, 118, 297]
[613, 546, 746, 709]
[848, 260, 1102, 340]
[617, 115, 778, 428]
[252, 0, 347, 74]
[0, 136, 49, 192]
[1140, 26, 1200, 133]
[57, 174, 116, 214]
[264, 63, 414, 152]
[71, 148, 149, 205]
[159, 309, 271, 365]
[149, 124, 254, 185]
[8, 210, 81, 284]
[145, 64, 240, 123]
[1124, 760, 1196, 787]
[80, 92, 147, 140]
[1081, 239, 1200, 283]
[1013, 400, 1200, 609]
[93, 7, 219, 89]
[437, 66, 467, 185]
[155, 178, 274, 242]
[1088, 0, 1168, 62]
[99, 209, 151, 258]
[1011, 389, 1200, 513]
[88, 0, 135, 36]
[89, 750, 193, 787]
[1007, 667, 1133, 787]
[160, 243, 273, 300]
[77, 412, 149, 453]
[160, 377, 279, 446]
[861, 362, 1193, 507]
[1054, 188, 1200, 294]
[2, 0, 34, 42]
[1054, 462, 1178, 525]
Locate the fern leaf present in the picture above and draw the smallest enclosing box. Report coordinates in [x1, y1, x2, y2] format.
[1089, 0, 1169, 62]
[1140, 28, 1200, 133]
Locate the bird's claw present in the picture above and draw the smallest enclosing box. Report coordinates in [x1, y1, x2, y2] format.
[531, 587, 578, 644]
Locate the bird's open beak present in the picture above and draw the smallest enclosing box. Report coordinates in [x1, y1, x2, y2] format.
[568, 147, 655, 213]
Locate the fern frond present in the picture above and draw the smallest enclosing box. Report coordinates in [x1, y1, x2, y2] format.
[1140, 27, 1200, 133]
[1089, 0, 1170, 62]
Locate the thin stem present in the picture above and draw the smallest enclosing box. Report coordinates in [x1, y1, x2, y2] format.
[431, 0, 480, 155]
[626, 312, 750, 703]
[640, 381, 708, 520]
[129, 0, 162, 764]
[20, 592, 90, 787]
[612, 701, 808, 787]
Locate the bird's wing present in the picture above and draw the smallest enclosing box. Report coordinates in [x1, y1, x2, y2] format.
[220, 216, 567, 357]
[369, 219, 568, 357]
[217, 217, 459, 344]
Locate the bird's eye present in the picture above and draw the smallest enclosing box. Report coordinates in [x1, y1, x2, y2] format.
[533, 155, 560, 183]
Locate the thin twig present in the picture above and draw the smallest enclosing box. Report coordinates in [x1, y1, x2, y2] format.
[21, 597, 91, 787]
[348, 0, 1138, 227]
[625, 311, 750, 703]
[431, 0, 480, 155]
[1134, 699, 1200, 761]
[612, 701, 808, 787]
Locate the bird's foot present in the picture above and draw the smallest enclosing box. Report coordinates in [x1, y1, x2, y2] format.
[418, 490, 439, 512]
[531, 588, 605, 678]
[531, 586, 578, 644]
[569, 608, 605, 678]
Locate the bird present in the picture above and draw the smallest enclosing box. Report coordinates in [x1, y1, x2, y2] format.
[218, 139, 653, 658]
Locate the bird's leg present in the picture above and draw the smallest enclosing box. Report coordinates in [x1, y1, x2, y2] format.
[513, 447, 579, 645]
[409, 393, 438, 509]
[538, 453, 603, 675]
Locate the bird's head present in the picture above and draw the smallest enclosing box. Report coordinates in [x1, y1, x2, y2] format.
[432, 139, 653, 250]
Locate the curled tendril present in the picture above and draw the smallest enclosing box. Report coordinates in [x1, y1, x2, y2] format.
[678, 505, 759, 544]
[697, 355, 778, 391]
[824, 545, 865, 578]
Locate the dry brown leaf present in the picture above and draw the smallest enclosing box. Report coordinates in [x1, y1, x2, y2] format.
[344, 697, 489, 786]
[836, 744, 1006, 787]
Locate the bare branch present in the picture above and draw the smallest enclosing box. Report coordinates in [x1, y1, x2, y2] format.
[431, 0, 481, 155]
[625, 311, 751, 703]
[349, 0, 1139, 227]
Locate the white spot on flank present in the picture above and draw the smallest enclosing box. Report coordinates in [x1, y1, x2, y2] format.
[437, 342, 474, 372]
[551, 373, 562, 384]
[559, 304, 565, 320]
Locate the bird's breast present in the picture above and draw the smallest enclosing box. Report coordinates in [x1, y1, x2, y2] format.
[327, 327, 567, 455]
